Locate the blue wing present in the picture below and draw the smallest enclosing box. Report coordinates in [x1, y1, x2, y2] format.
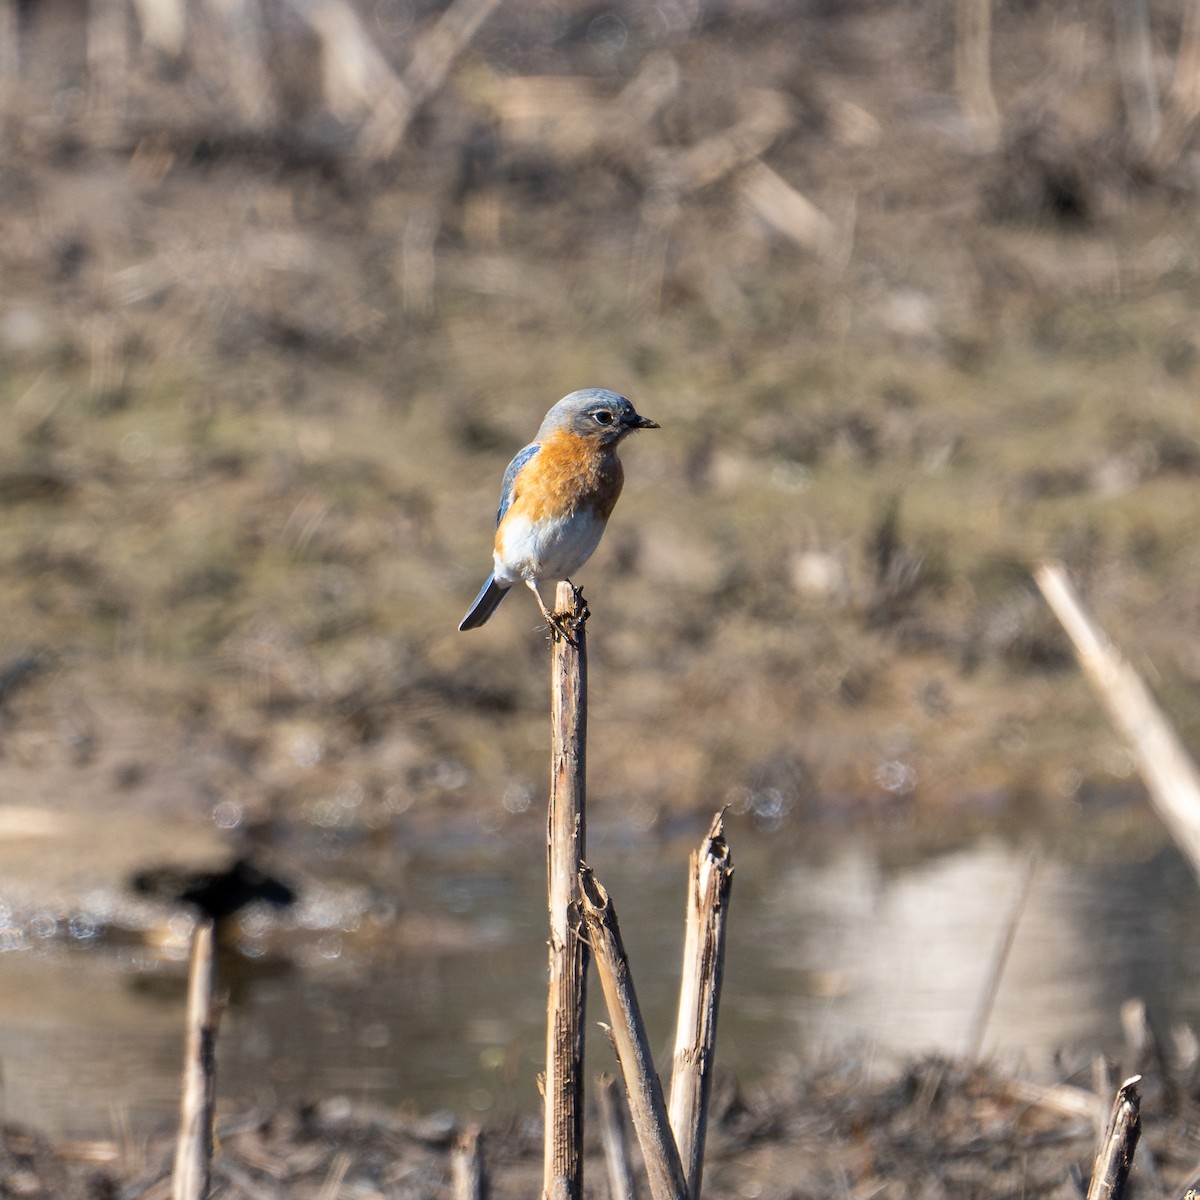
[495, 443, 540, 528]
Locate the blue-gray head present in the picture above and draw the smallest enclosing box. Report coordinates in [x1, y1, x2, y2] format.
[537, 388, 660, 445]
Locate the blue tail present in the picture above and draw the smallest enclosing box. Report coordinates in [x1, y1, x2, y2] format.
[459, 575, 510, 631]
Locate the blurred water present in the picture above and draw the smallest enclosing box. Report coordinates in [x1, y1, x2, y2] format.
[0, 832, 1197, 1139]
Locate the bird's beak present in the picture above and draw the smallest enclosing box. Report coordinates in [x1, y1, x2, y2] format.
[629, 414, 660, 430]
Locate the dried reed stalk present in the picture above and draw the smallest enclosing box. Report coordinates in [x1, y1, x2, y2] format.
[85, 0, 128, 128]
[1086, 1076, 1142, 1200]
[292, 0, 407, 119]
[998, 1078, 1109, 1126]
[668, 812, 733, 1200]
[954, 0, 1000, 147]
[130, 0, 185, 58]
[208, 0, 274, 127]
[964, 848, 1037, 1060]
[1172, 0, 1200, 123]
[580, 867, 688, 1200]
[358, 0, 504, 159]
[1, 0, 19, 90]
[658, 88, 791, 194]
[633, 86, 789, 310]
[1034, 561, 1200, 880]
[596, 1074, 635, 1200]
[452, 1126, 486, 1200]
[173, 919, 218, 1200]
[1111, 0, 1161, 152]
[739, 162, 837, 258]
[318, 1151, 352, 1200]
[543, 581, 589, 1200]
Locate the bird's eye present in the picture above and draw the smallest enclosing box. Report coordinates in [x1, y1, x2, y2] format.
[593, 410, 615, 425]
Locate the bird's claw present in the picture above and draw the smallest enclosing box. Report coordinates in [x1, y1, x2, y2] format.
[547, 614, 575, 646]
[547, 585, 589, 647]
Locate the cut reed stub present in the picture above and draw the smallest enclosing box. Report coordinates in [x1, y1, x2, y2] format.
[1086, 1075, 1141, 1200]
[172, 919, 218, 1200]
[668, 811, 734, 1200]
[596, 1074, 635, 1200]
[452, 1126, 486, 1200]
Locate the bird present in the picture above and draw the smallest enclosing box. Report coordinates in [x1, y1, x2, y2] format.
[459, 388, 659, 633]
[131, 857, 297, 925]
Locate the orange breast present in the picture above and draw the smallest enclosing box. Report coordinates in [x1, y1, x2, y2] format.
[517, 430, 624, 524]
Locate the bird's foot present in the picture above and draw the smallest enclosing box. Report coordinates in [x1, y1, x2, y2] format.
[546, 613, 577, 646]
[547, 583, 589, 646]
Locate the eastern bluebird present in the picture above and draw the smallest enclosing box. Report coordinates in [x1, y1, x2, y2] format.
[459, 388, 659, 632]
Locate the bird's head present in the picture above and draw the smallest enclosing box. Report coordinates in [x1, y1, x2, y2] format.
[538, 388, 660, 445]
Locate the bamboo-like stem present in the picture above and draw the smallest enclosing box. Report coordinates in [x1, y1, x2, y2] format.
[667, 812, 734, 1200]
[1034, 561, 1200, 880]
[453, 1126, 486, 1200]
[964, 848, 1038, 1060]
[580, 867, 688, 1200]
[1086, 1076, 1142, 1200]
[172, 920, 218, 1200]
[543, 582, 589, 1200]
[596, 1074, 636, 1200]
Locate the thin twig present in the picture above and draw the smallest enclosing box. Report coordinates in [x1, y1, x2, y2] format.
[965, 848, 1038, 1060]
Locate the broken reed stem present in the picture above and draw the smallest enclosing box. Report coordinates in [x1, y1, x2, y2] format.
[172, 919, 218, 1200]
[1034, 561, 1200, 881]
[543, 581, 589, 1200]
[580, 866, 688, 1200]
[964, 848, 1038, 1061]
[1086, 1076, 1142, 1200]
[596, 1074, 635, 1200]
[668, 811, 734, 1200]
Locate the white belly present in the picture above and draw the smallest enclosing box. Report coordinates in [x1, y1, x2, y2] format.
[495, 509, 606, 585]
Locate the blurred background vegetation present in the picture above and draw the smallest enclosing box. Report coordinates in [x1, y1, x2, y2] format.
[4, 0, 1200, 859]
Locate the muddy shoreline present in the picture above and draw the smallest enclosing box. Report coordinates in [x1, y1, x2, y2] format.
[3, 1054, 1191, 1199]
